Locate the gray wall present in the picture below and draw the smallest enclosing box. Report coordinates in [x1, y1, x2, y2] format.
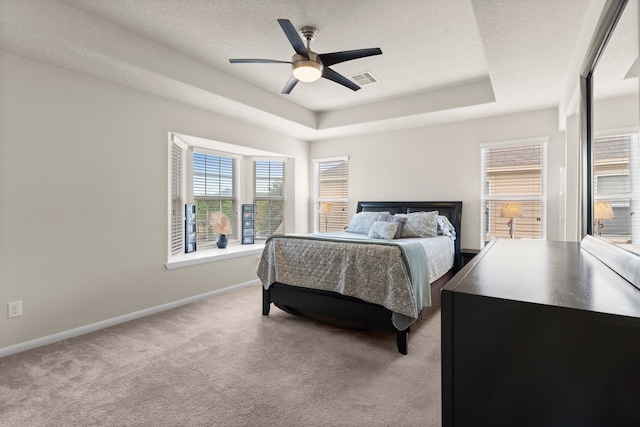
[0, 52, 309, 350]
[310, 108, 567, 251]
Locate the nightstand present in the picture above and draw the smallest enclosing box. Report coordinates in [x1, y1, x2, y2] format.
[460, 248, 480, 267]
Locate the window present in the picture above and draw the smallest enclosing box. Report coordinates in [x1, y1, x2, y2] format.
[313, 157, 349, 232]
[168, 133, 289, 259]
[481, 139, 547, 244]
[254, 160, 285, 238]
[193, 151, 238, 245]
[593, 133, 640, 243]
[170, 137, 187, 256]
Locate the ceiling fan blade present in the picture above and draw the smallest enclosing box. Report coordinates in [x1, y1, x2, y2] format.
[277, 19, 308, 57]
[319, 48, 382, 67]
[282, 76, 299, 94]
[322, 68, 360, 91]
[229, 59, 291, 64]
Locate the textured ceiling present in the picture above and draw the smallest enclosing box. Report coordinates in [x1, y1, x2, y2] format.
[1, 0, 619, 140]
[57, 0, 489, 111]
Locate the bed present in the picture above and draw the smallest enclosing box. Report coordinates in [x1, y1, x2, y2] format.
[257, 201, 462, 354]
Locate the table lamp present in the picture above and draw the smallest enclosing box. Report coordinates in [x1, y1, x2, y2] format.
[320, 202, 333, 232]
[594, 202, 614, 236]
[500, 203, 522, 239]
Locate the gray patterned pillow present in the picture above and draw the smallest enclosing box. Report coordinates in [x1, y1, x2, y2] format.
[390, 215, 408, 239]
[346, 211, 390, 234]
[376, 213, 407, 238]
[396, 211, 439, 238]
[368, 221, 399, 240]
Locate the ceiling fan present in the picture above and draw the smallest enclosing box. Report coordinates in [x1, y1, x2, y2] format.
[229, 19, 382, 94]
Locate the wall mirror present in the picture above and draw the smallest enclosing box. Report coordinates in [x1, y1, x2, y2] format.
[585, 0, 640, 255]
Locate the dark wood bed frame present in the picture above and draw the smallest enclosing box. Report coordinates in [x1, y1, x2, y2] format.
[262, 201, 463, 354]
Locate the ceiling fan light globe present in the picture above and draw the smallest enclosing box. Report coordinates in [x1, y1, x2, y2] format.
[292, 60, 323, 82]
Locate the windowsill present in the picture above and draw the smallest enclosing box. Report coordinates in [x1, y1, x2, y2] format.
[165, 241, 266, 270]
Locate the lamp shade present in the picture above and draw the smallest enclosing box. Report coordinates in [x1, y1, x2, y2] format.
[594, 202, 615, 220]
[320, 202, 333, 215]
[500, 203, 522, 218]
[292, 60, 323, 82]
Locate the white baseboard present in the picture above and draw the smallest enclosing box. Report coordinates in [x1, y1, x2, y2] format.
[0, 280, 260, 358]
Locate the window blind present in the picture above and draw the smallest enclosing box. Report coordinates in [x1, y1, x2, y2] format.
[593, 133, 640, 243]
[170, 140, 185, 255]
[480, 142, 547, 244]
[193, 151, 238, 245]
[253, 160, 285, 238]
[314, 158, 349, 232]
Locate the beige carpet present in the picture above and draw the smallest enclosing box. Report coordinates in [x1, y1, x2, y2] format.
[0, 285, 442, 426]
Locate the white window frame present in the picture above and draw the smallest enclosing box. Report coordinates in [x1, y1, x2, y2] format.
[253, 157, 287, 240]
[192, 148, 240, 247]
[168, 135, 188, 258]
[593, 129, 640, 243]
[313, 156, 349, 233]
[166, 133, 291, 269]
[480, 137, 548, 245]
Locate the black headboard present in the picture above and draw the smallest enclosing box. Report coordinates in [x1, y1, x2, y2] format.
[356, 201, 463, 270]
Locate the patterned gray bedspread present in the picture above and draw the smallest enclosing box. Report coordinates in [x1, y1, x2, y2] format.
[257, 234, 443, 330]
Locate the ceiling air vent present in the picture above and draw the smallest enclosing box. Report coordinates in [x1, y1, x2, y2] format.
[348, 71, 379, 86]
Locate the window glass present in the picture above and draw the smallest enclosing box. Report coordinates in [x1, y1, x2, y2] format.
[592, 134, 639, 243]
[481, 141, 547, 244]
[254, 160, 285, 238]
[193, 151, 237, 245]
[314, 158, 348, 232]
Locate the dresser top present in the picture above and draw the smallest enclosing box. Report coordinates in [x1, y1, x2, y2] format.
[443, 239, 640, 319]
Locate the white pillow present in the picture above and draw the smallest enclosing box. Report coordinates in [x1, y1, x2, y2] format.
[345, 211, 390, 235]
[368, 221, 399, 240]
[395, 211, 439, 238]
[437, 215, 457, 239]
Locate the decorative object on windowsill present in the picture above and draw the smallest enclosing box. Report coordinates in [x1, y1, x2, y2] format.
[594, 202, 615, 237]
[500, 202, 522, 239]
[320, 202, 333, 232]
[241, 204, 255, 244]
[185, 204, 197, 253]
[216, 233, 228, 249]
[210, 212, 231, 249]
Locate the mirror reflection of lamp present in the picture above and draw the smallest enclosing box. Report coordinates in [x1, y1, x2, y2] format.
[594, 202, 615, 237]
[320, 202, 333, 232]
[500, 203, 522, 239]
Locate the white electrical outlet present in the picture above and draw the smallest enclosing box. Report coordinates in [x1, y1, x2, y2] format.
[8, 301, 22, 318]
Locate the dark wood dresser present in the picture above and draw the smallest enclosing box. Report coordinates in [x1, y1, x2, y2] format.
[441, 238, 640, 427]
